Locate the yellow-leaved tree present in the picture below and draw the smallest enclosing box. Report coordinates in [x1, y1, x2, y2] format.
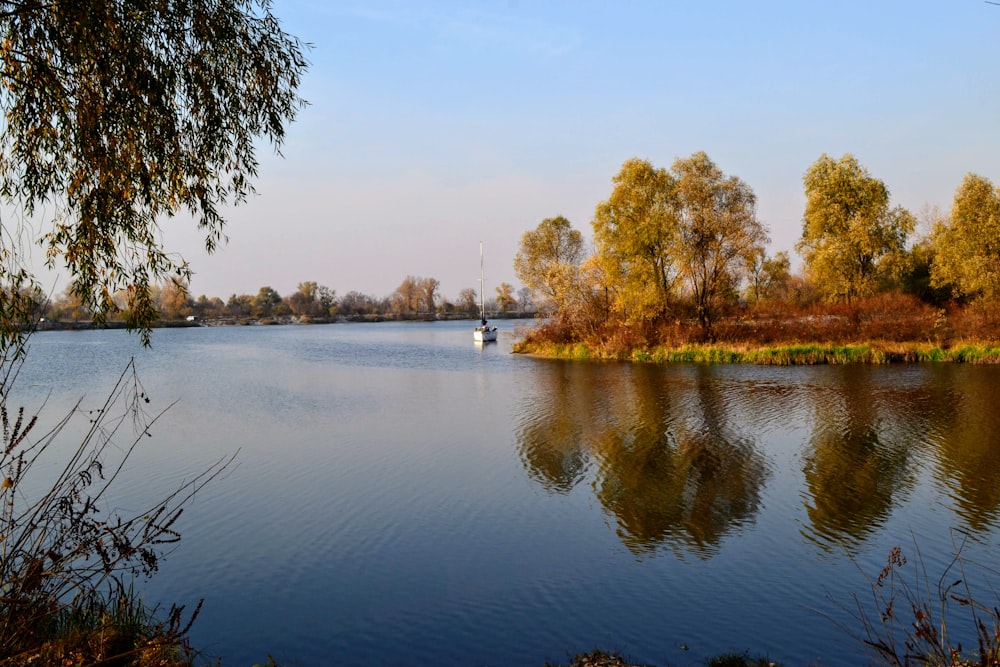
[797, 154, 914, 302]
[931, 173, 1000, 301]
[592, 158, 679, 323]
[513, 215, 585, 314]
[672, 151, 768, 336]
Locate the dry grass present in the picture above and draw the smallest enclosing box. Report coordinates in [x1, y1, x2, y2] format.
[514, 295, 1000, 364]
[841, 536, 1000, 667]
[0, 360, 232, 666]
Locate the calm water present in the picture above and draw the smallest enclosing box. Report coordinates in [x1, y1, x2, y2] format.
[10, 321, 1000, 666]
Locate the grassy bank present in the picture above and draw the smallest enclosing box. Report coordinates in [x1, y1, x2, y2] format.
[512, 339, 1000, 365]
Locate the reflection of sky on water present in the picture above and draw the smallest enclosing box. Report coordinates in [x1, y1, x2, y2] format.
[10, 324, 1000, 667]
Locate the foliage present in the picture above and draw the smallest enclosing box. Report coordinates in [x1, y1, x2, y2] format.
[590, 154, 767, 335]
[0, 0, 308, 347]
[456, 287, 479, 315]
[9, 586, 202, 666]
[931, 173, 1000, 301]
[36, 274, 538, 324]
[514, 215, 586, 312]
[671, 151, 768, 336]
[514, 290, 1000, 364]
[515, 336, 1000, 365]
[391, 275, 440, 316]
[0, 359, 234, 665]
[798, 154, 914, 302]
[745, 250, 791, 304]
[252, 285, 285, 319]
[226, 293, 254, 318]
[495, 281, 516, 312]
[287, 281, 336, 319]
[900, 238, 951, 305]
[154, 280, 193, 321]
[592, 158, 680, 322]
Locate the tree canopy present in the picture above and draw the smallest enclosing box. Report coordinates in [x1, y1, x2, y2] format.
[590, 154, 766, 332]
[931, 173, 1000, 301]
[592, 158, 679, 322]
[671, 151, 767, 334]
[513, 215, 584, 312]
[0, 0, 308, 349]
[797, 154, 913, 302]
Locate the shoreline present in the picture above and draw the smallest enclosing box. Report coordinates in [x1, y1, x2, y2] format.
[511, 340, 1000, 365]
[34, 319, 1000, 365]
[33, 312, 533, 332]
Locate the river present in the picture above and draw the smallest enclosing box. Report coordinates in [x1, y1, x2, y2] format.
[9, 321, 1000, 666]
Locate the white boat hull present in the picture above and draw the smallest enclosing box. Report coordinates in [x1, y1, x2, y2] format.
[474, 326, 498, 342]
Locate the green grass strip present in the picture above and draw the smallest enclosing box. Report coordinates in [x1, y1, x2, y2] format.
[514, 340, 1000, 365]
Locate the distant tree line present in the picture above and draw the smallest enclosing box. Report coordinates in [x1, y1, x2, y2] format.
[516, 151, 1000, 348]
[36, 276, 535, 325]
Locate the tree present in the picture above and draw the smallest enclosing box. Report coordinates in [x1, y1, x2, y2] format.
[592, 158, 679, 322]
[288, 281, 317, 317]
[0, 0, 307, 348]
[930, 173, 1000, 301]
[0, 8, 300, 652]
[251, 286, 284, 318]
[287, 281, 335, 318]
[419, 277, 440, 314]
[317, 285, 337, 316]
[495, 282, 516, 312]
[156, 280, 191, 320]
[797, 154, 914, 302]
[47, 285, 89, 323]
[671, 152, 768, 334]
[192, 294, 226, 319]
[457, 288, 478, 315]
[517, 286, 532, 312]
[392, 276, 421, 316]
[514, 216, 585, 312]
[745, 250, 792, 304]
[339, 291, 376, 317]
[227, 293, 253, 318]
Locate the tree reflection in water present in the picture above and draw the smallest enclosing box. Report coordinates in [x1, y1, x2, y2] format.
[925, 366, 1000, 532]
[516, 361, 1000, 558]
[800, 368, 920, 550]
[514, 361, 597, 494]
[517, 362, 769, 559]
[800, 365, 1000, 547]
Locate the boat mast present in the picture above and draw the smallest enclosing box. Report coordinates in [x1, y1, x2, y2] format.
[479, 241, 486, 323]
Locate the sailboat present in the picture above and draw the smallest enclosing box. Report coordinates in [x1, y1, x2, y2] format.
[474, 242, 498, 343]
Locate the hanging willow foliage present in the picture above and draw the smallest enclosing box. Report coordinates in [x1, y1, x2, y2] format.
[0, 0, 308, 349]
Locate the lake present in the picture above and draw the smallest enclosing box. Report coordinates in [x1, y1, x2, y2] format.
[9, 321, 1000, 666]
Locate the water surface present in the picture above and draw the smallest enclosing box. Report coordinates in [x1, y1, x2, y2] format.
[11, 322, 1000, 666]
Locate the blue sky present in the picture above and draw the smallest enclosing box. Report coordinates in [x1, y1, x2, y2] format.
[164, 0, 1000, 303]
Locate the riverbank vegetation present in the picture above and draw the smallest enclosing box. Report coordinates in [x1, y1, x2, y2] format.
[546, 650, 780, 667]
[28, 274, 534, 328]
[1, 0, 306, 663]
[513, 153, 1000, 364]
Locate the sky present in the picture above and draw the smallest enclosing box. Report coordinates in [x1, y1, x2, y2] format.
[156, 0, 1000, 303]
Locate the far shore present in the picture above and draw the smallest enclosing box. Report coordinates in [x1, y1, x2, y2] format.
[34, 311, 535, 332]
